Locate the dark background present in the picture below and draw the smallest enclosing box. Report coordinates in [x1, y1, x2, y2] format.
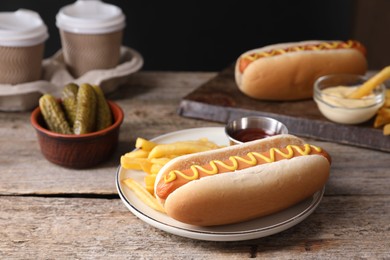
[1, 1, 389, 71]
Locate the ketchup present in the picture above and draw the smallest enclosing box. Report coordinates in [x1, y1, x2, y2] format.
[231, 128, 276, 142]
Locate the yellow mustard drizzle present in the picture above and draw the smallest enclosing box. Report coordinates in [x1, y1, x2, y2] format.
[214, 157, 239, 170]
[163, 144, 322, 183]
[231, 153, 258, 166]
[244, 40, 359, 61]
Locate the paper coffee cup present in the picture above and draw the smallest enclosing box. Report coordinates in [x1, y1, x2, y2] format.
[0, 9, 48, 84]
[56, 0, 126, 78]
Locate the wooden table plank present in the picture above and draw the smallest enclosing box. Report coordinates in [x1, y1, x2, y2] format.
[1, 196, 388, 259]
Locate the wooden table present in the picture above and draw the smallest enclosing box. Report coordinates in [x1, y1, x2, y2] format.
[1, 71, 389, 259]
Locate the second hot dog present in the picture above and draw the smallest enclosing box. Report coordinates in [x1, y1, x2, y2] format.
[235, 40, 367, 100]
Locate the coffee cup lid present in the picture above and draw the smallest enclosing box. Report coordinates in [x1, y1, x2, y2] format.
[0, 9, 49, 47]
[56, 0, 126, 34]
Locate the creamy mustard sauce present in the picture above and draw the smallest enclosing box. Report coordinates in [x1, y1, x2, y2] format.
[321, 86, 376, 108]
[316, 85, 384, 124]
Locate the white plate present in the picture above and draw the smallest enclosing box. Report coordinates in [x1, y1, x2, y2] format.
[116, 127, 325, 241]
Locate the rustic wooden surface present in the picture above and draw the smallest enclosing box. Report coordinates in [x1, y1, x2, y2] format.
[179, 67, 390, 152]
[0, 71, 389, 259]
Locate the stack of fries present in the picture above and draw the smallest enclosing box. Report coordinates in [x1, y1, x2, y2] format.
[374, 88, 390, 135]
[347, 66, 390, 135]
[121, 137, 223, 212]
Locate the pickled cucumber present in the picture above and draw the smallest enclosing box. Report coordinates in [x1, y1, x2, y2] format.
[61, 83, 78, 127]
[39, 94, 72, 134]
[73, 83, 97, 134]
[92, 85, 112, 130]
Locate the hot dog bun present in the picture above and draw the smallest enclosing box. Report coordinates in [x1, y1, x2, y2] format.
[154, 134, 331, 226]
[235, 40, 367, 100]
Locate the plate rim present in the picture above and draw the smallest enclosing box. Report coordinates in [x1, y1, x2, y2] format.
[116, 127, 325, 241]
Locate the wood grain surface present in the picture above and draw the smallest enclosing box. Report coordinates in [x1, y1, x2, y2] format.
[0, 71, 389, 259]
[1, 195, 389, 259]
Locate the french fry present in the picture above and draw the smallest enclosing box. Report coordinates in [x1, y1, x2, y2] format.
[135, 137, 157, 151]
[374, 114, 384, 129]
[122, 178, 165, 213]
[145, 186, 155, 195]
[150, 163, 163, 175]
[385, 89, 390, 107]
[150, 157, 171, 166]
[148, 142, 216, 159]
[144, 174, 157, 194]
[383, 124, 390, 135]
[140, 160, 153, 174]
[374, 107, 390, 128]
[120, 156, 148, 170]
[144, 174, 157, 187]
[348, 66, 390, 99]
[373, 88, 390, 134]
[123, 149, 149, 158]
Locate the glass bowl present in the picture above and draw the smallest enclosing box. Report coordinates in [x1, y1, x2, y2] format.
[313, 74, 386, 124]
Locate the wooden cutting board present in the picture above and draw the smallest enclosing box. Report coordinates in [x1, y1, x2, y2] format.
[179, 66, 390, 152]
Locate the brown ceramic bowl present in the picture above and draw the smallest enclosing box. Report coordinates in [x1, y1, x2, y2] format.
[31, 101, 123, 169]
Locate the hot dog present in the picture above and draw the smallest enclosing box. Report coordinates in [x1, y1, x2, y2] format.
[235, 40, 367, 100]
[154, 134, 331, 226]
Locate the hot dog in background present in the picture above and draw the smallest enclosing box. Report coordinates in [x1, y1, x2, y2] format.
[154, 134, 331, 226]
[235, 40, 368, 100]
